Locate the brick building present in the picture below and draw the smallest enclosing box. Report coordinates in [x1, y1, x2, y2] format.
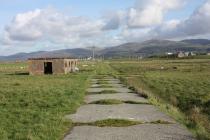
[28, 57, 78, 75]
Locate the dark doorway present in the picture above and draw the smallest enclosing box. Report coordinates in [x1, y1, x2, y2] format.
[44, 62, 53, 74]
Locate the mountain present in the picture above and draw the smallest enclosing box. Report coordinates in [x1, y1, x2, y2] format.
[0, 48, 92, 61]
[1, 39, 210, 60]
[100, 42, 142, 57]
[102, 39, 210, 57]
[181, 39, 210, 46]
[134, 39, 208, 55]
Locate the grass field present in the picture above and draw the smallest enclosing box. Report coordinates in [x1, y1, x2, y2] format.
[1, 59, 210, 139]
[0, 61, 94, 140]
[110, 59, 210, 139]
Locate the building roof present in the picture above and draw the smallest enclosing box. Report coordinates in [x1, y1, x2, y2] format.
[28, 57, 77, 60]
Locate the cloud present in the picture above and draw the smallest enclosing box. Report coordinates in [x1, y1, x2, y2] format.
[152, 0, 210, 39]
[101, 0, 186, 31]
[178, 0, 210, 36]
[119, 27, 152, 42]
[3, 7, 104, 45]
[102, 15, 121, 30]
[109, 0, 210, 42]
[127, 0, 185, 28]
[4, 9, 42, 42]
[1, 7, 127, 55]
[1, 0, 191, 45]
[102, 11, 126, 30]
[151, 19, 181, 38]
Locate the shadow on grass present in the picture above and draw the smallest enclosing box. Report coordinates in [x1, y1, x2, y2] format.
[6, 72, 29, 76]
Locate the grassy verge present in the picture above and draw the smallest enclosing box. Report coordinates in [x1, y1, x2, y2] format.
[74, 119, 173, 127]
[95, 85, 113, 88]
[96, 80, 109, 85]
[74, 119, 142, 127]
[89, 99, 122, 105]
[150, 120, 173, 124]
[87, 90, 118, 95]
[0, 61, 93, 140]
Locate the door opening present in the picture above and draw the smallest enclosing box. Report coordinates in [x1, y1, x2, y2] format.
[44, 62, 53, 74]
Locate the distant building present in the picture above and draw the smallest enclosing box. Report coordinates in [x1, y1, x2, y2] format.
[28, 57, 78, 75]
[177, 51, 196, 58]
[184, 52, 190, 56]
[177, 52, 185, 58]
[189, 52, 196, 56]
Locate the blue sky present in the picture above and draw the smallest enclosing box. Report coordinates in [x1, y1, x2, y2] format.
[165, 0, 206, 20]
[0, 0, 210, 55]
[0, 0, 204, 22]
[0, 0, 134, 20]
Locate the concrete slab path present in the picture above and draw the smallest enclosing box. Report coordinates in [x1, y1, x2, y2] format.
[66, 104, 175, 123]
[64, 124, 195, 140]
[64, 76, 196, 140]
[86, 87, 132, 93]
[85, 93, 148, 104]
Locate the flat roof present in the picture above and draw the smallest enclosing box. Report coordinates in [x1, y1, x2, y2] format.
[28, 57, 77, 60]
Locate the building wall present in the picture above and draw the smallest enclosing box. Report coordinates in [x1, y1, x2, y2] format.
[52, 59, 65, 74]
[28, 59, 64, 75]
[28, 59, 78, 75]
[28, 60, 45, 75]
[63, 59, 78, 74]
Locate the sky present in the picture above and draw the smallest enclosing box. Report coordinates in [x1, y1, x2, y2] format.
[0, 0, 210, 56]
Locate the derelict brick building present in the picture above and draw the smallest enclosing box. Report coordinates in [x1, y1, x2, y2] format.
[28, 57, 78, 75]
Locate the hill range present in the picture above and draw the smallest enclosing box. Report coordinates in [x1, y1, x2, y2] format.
[1, 39, 210, 61]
